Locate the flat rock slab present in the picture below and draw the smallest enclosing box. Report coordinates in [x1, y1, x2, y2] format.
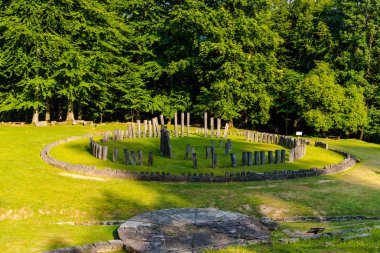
[118, 208, 271, 253]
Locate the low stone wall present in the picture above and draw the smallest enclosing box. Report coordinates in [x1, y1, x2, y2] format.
[41, 134, 359, 183]
[42, 240, 124, 253]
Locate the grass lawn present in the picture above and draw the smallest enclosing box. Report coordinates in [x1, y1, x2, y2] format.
[0, 124, 380, 252]
[50, 132, 344, 175]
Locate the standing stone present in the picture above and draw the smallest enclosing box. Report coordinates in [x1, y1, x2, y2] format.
[281, 150, 286, 163]
[160, 129, 165, 156]
[204, 112, 208, 137]
[143, 120, 147, 138]
[174, 112, 178, 137]
[224, 143, 229, 155]
[148, 120, 152, 137]
[184, 144, 191, 160]
[148, 151, 153, 166]
[217, 118, 221, 138]
[289, 149, 294, 162]
[248, 152, 253, 166]
[212, 153, 217, 168]
[130, 151, 136, 165]
[113, 147, 119, 163]
[181, 112, 185, 137]
[246, 131, 250, 141]
[152, 118, 157, 137]
[186, 112, 190, 136]
[102, 146, 108, 161]
[242, 152, 248, 166]
[227, 139, 232, 151]
[219, 140, 223, 148]
[268, 151, 273, 164]
[254, 151, 260, 165]
[132, 123, 136, 138]
[260, 151, 266, 164]
[159, 114, 165, 127]
[138, 150, 143, 166]
[223, 123, 229, 139]
[275, 150, 281, 164]
[123, 148, 129, 165]
[192, 153, 198, 168]
[206, 147, 211, 159]
[210, 117, 214, 138]
[137, 120, 141, 138]
[231, 153, 237, 168]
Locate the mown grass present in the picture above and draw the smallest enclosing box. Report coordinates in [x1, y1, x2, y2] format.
[50, 133, 344, 175]
[0, 124, 380, 252]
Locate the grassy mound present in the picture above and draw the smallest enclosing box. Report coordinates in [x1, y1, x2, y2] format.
[50, 134, 344, 175]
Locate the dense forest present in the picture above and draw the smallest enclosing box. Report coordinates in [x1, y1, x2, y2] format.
[0, 0, 379, 142]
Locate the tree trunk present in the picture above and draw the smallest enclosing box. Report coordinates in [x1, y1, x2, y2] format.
[45, 98, 51, 122]
[66, 99, 75, 121]
[359, 126, 365, 141]
[32, 108, 39, 124]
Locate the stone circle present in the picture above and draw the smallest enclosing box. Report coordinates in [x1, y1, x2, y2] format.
[117, 208, 271, 252]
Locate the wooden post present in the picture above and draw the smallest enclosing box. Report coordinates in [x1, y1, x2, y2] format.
[204, 112, 208, 137]
[186, 112, 190, 136]
[174, 112, 178, 137]
[210, 117, 214, 138]
[223, 123, 229, 139]
[137, 120, 141, 138]
[181, 112, 184, 137]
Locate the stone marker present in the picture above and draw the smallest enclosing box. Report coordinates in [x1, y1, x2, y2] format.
[289, 149, 294, 162]
[248, 152, 253, 166]
[281, 150, 286, 163]
[160, 129, 173, 158]
[242, 152, 248, 166]
[102, 146, 108, 161]
[192, 153, 198, 168]
[204, 112, 208, 137]
[186, 112, 190, 136]
[152, 118, 157, 137]
[260, 151, 266, 164]
[132, 123, 136, 138]
[138, 150, 143, 166]
[246, 131, 250, 141]
[113, 147, 119, 162]
[130, 151, 136, 165]
[231, 153, 237, 167]
[210, 117, 214, 138]
[206, 146, 211, 159]
[174, 112, 178, 137]
[254, 151, 260, 165]
[148, 151, 153, 166]
[137, 120, 141, 138]
[143, 120, 148, 138]
[223, 123, 229, 139]
[181, 112, 185, 137]
[275, 150, 280, 164]
[148, 120, 152, 137]
[212, 153, 217, 168]
[224, 143, 229, 155]
[227, 139, 232, 151]
[184, 144, 191, 160]
[123, 148, 129, 165]
[268, 151, 273, 164]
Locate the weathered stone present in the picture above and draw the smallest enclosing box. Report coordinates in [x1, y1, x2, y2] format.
[210, 117, 214, 138]
[181, 112, 185, 137]
[260, 151, 266, 164]
[248, 152, 253, 166]
[275, 150, 280, 164]
[137, 120, 141, 138]
[148, 151, 153, 166]
[102, 146, 108, 161]
[231, 153, 237, 168]
[113, 147, 118, 163]
[138, 150, 143, 166]
[193, 153, 198, 168]
[130, 151, 136, 165]
[217, 118, 221, 138]
[268, 151, 273, 164]
[118, 208, 271, 253]
[184, 144, 191, 160]
[281, 150, 286, 163]
[223, 123, 229, 139]
[123, 148, 129, 165]
[204, 112, 208, 137]
[242, 152, 248, 166]
[212, 153, 217, 168]
[254, 151, 260, 165]
[148, 120, 152, 137]
[224, 143, 229, 155]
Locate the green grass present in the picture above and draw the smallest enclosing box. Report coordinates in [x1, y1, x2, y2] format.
[0, 124, 380, 252]
[50, 133, 344, 175]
